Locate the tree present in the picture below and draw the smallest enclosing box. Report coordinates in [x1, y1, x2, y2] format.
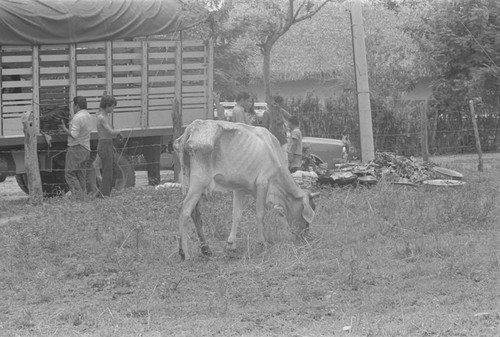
[405, 0, 500, 151]
[232, 0, 336, 101]
[184, 0, 254, 99]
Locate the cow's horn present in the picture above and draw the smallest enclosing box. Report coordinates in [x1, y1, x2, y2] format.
[310, 192, 320, 199]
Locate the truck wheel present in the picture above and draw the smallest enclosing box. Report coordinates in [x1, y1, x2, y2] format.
[113, 153, 135, 190]
[0, 173, 6, 182]
[15, 172, 68, 196]
[15, 174, 29, 194]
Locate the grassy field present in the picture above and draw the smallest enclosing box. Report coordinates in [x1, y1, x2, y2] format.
[0, 154, 498, 336]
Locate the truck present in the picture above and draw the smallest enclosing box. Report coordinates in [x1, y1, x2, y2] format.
[0, 0, 214, 195]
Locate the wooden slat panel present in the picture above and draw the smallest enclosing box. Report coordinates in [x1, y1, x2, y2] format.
[40, 45, 70, 50]
[113, 53, 141, 60]
[182, 40, 205, 47]
[182, 63, 207, 70]
[182, 97, 206, 104]
[2, 55, 32, 63]
[182, 74, 206, 81]
[2, 93, 32, 100]
[182, 108, 206, 125]
[149, 75, 175, 82]
[182, 51, 206, 58]
[113, 41, 141, 48]
[149, 110, 172, 127]
[182, 85, 207, 93]
[148, 63, 175, 71]
[1, 81, 32, 88]
[77, 42, 106, 49]
[113, 77, 141, 84]
[40, 67, 69, 75]
[113, 100, 141, 108]
[77, 78, 107, 85]
[114, 65, 141, 72]
[40, 54, 69, 62]
[2, 46, 32, 52]
[3, 100, 32, 106]
[149, 87, 175, 94]
[77, 65, 106, 73]
[2, 117, 24, 136]
[3, 105, 33, 113]
[149, 52, 175, 59]
[114, 111, 140, 129]
[149, 41, 176, 48]
[76, 89, 106, 97]
[2, 68, 32, 76]
[113, 88, 141, 96]
[40, 79, 70, 86]
[149, 98, 171, 106]
[77, 54, 106, 61]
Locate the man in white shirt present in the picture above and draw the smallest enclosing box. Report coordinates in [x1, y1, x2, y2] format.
[61, 96, 93, 199]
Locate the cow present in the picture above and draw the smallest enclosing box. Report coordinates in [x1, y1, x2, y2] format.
[174, 119, 319, 260]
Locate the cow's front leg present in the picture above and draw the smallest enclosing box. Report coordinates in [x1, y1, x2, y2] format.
[227, 190, 245, 251]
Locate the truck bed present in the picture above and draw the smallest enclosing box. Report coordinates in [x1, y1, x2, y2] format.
[0, 37, 213, 143]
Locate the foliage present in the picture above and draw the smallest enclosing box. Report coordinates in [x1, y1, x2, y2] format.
[406, 0, 500, 108]
[183, 0, 254, 99]
[228, 0, 336, 99]
[247, 1, 429, 99]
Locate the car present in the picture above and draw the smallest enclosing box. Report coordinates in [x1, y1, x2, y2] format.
[303, 136, 345, 169]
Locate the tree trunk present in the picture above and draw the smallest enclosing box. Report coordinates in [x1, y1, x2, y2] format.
[22, 111, 43, 204]
[262, 44, 273, 102]
[171, 97, 182, 182]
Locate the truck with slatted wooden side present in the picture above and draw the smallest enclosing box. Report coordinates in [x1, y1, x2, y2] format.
[0, 0, 213, 195]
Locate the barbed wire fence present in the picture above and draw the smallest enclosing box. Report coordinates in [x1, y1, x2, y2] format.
[1, 96, 498, 181]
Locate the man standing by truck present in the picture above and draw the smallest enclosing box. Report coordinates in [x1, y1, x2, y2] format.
[60, 96, 92, 200]
[95, 95, 122, 198]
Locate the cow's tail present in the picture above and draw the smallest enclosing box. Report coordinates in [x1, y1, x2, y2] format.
[174, 132, 190, 196]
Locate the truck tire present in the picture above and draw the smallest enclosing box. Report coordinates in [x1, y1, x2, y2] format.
[113, 153, 135, 190]
[0, 174, 6, 182]
[15, 174, 29, 194]
[15, 172, 69, 196]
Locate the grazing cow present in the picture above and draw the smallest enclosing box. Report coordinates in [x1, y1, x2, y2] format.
[174, 119, 319, 260]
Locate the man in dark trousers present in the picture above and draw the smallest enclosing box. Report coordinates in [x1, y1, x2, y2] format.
[95, 95, 122, 197]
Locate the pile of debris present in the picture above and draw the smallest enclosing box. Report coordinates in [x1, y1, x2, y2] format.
[307, 152, 463, 188]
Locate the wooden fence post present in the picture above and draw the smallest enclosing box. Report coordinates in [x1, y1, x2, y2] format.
[22, 111, 43, 204]
[468, 99, 483, 172]
[172, 97, 182, 182]
[420, 101, 429, 162]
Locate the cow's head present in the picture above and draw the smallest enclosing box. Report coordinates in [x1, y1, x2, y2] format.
[287, 191, 320, 240]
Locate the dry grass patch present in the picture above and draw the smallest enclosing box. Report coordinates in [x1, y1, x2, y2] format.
[0, 154, 498, 336]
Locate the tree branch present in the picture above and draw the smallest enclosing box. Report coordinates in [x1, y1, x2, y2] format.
[294, 0, 332, 24]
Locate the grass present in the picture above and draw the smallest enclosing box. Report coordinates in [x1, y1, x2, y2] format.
[0, 154, 499, 336]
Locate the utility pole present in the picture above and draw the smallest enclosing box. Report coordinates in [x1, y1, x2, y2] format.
[350, 1, 374, 162]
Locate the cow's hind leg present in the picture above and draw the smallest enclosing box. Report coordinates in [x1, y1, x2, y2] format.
[192, 201, 212, 256]
[255, 183, 269, 246]
[226, 190, 246, 251]
[178, 189, 204, 260]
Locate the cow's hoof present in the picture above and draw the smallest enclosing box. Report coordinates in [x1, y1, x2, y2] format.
[201, 244, 212, 256]
[226, 241, 237, 251]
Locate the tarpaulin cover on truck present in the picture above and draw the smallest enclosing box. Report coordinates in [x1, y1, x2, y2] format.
[0, 0, 208, 45]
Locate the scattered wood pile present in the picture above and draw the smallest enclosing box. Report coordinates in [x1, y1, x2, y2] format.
[309, 152, 463, 188]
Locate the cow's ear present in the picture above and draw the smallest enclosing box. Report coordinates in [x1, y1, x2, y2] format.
[302, 202, 315, 223]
